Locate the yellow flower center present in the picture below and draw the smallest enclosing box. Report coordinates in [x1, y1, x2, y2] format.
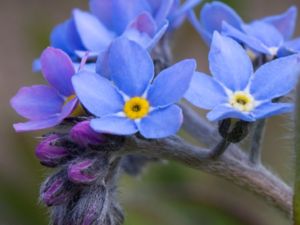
[124, 97, 150, 120]
[65, 95, 85, 117]
[229, 91, 255, 112]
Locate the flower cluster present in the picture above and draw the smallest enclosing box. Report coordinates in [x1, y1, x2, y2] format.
[10, 1, 300, 225]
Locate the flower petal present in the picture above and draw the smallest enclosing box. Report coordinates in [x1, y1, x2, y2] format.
[122, 12, 157, 48]
[207, 104, 255, 122]
[281, 37, 300, 54]
[72, 71, 124, 117]
[147, 59, 196, 107]
[250, 54, 300, 100]
[13, 117, 63, 132]
[146, 20, 169, 50]
[261, 6, 297, 40]
[252, 102, 293, 119]
[108, 38, 154, 97]
[10, 85, 64, 120]
[138, 105, 183, 138]
[169, 0, 202, 25]
[209, 32, 253, 91]
[90, 0, 151, 35]
[242, 21, 283, 48]
[41, 47, 75, 96]
[222, 22, 270, 54]
[200, 1, 243, 34]
[184, 72, 227, 110]
[91, 116, 137, 135]
[73, 9, 115, 52]
[147, 0, 173, 26]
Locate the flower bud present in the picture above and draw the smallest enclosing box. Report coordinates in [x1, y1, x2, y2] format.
[68, 156, 109, 185]
[70, 121, 106, 147]
[40, 174, 72, 207]
[35, 135, 69, 167]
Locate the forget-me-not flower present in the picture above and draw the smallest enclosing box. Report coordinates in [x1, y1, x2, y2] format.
[11, 48, 83, 132]
[189, 1, 299, 57]
[51, 0, 202, 59]
[72, 38, 196, 138]
[185, 32, 300, 122]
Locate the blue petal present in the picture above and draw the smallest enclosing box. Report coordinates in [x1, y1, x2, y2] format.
[41, 47, 75, 96]
[184, 72, 227, 110]
[252, 102, 294, 119]
[72, 71, 124, 117]
[261, 6, 297, 40]
[250, 54, 300, 100]
[50, 20, 73, 55]
[146, 20, 169, 50]
[13, 117, 63, 132]
[169, 0, 202, 25]
[108, 38, 154, 97]
[91, 116, 137, 135]
[90, 0, 151, 35]
[122, 12, 156, 48]
[96, 49, 110, 79]
[147, 59, 196, 107]
[242, 21, 283, 48]
[138, 105, 183, 138]
[207, 104, 255, 122]
[188, 11, 213, 45]
[147, 0, 173, 26]
[222, 22, 270, 54]
[200, 1, 243, 34]
[73, 9, 115, 52]
[10, 85, 64, 120]
[209, 32, 253, 91]
[281, 37, 300, 54]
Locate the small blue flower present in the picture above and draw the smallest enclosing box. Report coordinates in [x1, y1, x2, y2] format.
[189, 1, 299, 57]
[50, 0, 202, 60]
[185, 32, 300, 122]
[72, 38, 196, 138]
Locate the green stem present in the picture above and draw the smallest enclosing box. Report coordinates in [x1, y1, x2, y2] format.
[294, 80, 300, 225]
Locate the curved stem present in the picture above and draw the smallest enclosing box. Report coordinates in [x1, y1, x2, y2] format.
[119, 136, 292, 216]
[209, 139, 231, 159]
[249, 119, 266, 165]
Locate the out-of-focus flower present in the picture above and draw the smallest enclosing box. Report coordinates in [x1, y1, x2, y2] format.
[51, 0, 202, 59]
[35, 134, 69, 167]
[72, 38, 196, 138]
[10, 47, 84, 132]
[185, 32, 300, 121]
[189, 1, 299, 57]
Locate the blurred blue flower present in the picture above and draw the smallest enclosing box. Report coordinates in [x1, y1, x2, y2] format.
[189, 1, 299, 57]
[72, 38, 196, 138]
[51, 0, 202, 59]
[11, 48, 83, 132]
[185, 32, 300, 122]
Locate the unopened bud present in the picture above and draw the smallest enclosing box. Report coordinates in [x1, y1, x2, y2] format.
[68, 156, 109, 185]
[35, 135, 69, 167]
[40, 175, 71, 206]
[70, 121, 105, 147]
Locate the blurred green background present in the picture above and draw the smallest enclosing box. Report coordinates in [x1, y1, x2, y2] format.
[1, 0, 300, 224]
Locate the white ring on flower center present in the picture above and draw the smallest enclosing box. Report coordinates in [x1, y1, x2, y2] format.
[229, 91, 256, 112]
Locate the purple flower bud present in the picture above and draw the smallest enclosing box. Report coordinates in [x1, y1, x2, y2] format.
[41, 176, 71, 207]
[70, 121, 106, 147]
[68, 159, 98, 184]
[35, 135, 69, 167]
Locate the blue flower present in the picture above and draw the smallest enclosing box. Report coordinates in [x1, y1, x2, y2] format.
[11, 48, 84, 132]
[185, 32, 300, 122]
[72, 38, 196, 138]
[51, 0, 202, 59]
[189, 1, 299, 57]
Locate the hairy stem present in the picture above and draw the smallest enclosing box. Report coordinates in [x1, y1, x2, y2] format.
[119, 136, 292, 216]
[209, 139, 231, 159]
[249, 119, 266, 165]
[294, 80, 300, 224]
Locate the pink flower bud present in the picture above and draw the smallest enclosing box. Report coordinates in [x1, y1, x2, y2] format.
[35, 135, 69, 167]
[70, 121, 106, 147]
[68, 159, 98, 184]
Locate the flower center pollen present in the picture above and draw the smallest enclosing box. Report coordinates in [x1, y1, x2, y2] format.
[229, 91, 255, 112]
[124, 97, 150, 120]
